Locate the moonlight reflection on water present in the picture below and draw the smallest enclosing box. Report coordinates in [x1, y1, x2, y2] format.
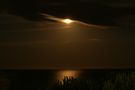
[56, 70, 81, 81]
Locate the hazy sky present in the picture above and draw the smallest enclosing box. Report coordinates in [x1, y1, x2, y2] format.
[0, 13, 135, 69]
[0, 0, 135, 69]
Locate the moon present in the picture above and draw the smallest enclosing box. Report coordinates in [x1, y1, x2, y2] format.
[62, 19, 73, 24]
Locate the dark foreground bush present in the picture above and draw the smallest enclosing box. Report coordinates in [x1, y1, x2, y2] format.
[103, 72, 135, 90]
[51, 77, 94, 90]
[49, 72, 135, 90]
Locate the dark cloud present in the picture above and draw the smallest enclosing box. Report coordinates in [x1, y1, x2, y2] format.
[0, 0, 135, 25]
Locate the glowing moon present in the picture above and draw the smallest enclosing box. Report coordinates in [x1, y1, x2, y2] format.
[62, 19, 73, 24]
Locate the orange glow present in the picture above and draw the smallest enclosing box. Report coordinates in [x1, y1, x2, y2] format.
[56, 70, 80, 81]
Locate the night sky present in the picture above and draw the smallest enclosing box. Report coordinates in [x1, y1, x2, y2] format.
[1, 0, 135, 24]
[0, 0, 135, 69]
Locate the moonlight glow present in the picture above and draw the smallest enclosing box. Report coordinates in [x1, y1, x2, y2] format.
[56, 70, 80, 81]
[62, 19, 73, 24]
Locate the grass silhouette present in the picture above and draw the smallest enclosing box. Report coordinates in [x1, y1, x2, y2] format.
[50, 72, 135, 90]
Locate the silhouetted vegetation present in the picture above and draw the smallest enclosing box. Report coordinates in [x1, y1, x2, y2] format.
[0, 71, 134, 90]
[50, 77, 95, 90]
[103, 72, 135, 90]
[50, 72, 135, 90]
